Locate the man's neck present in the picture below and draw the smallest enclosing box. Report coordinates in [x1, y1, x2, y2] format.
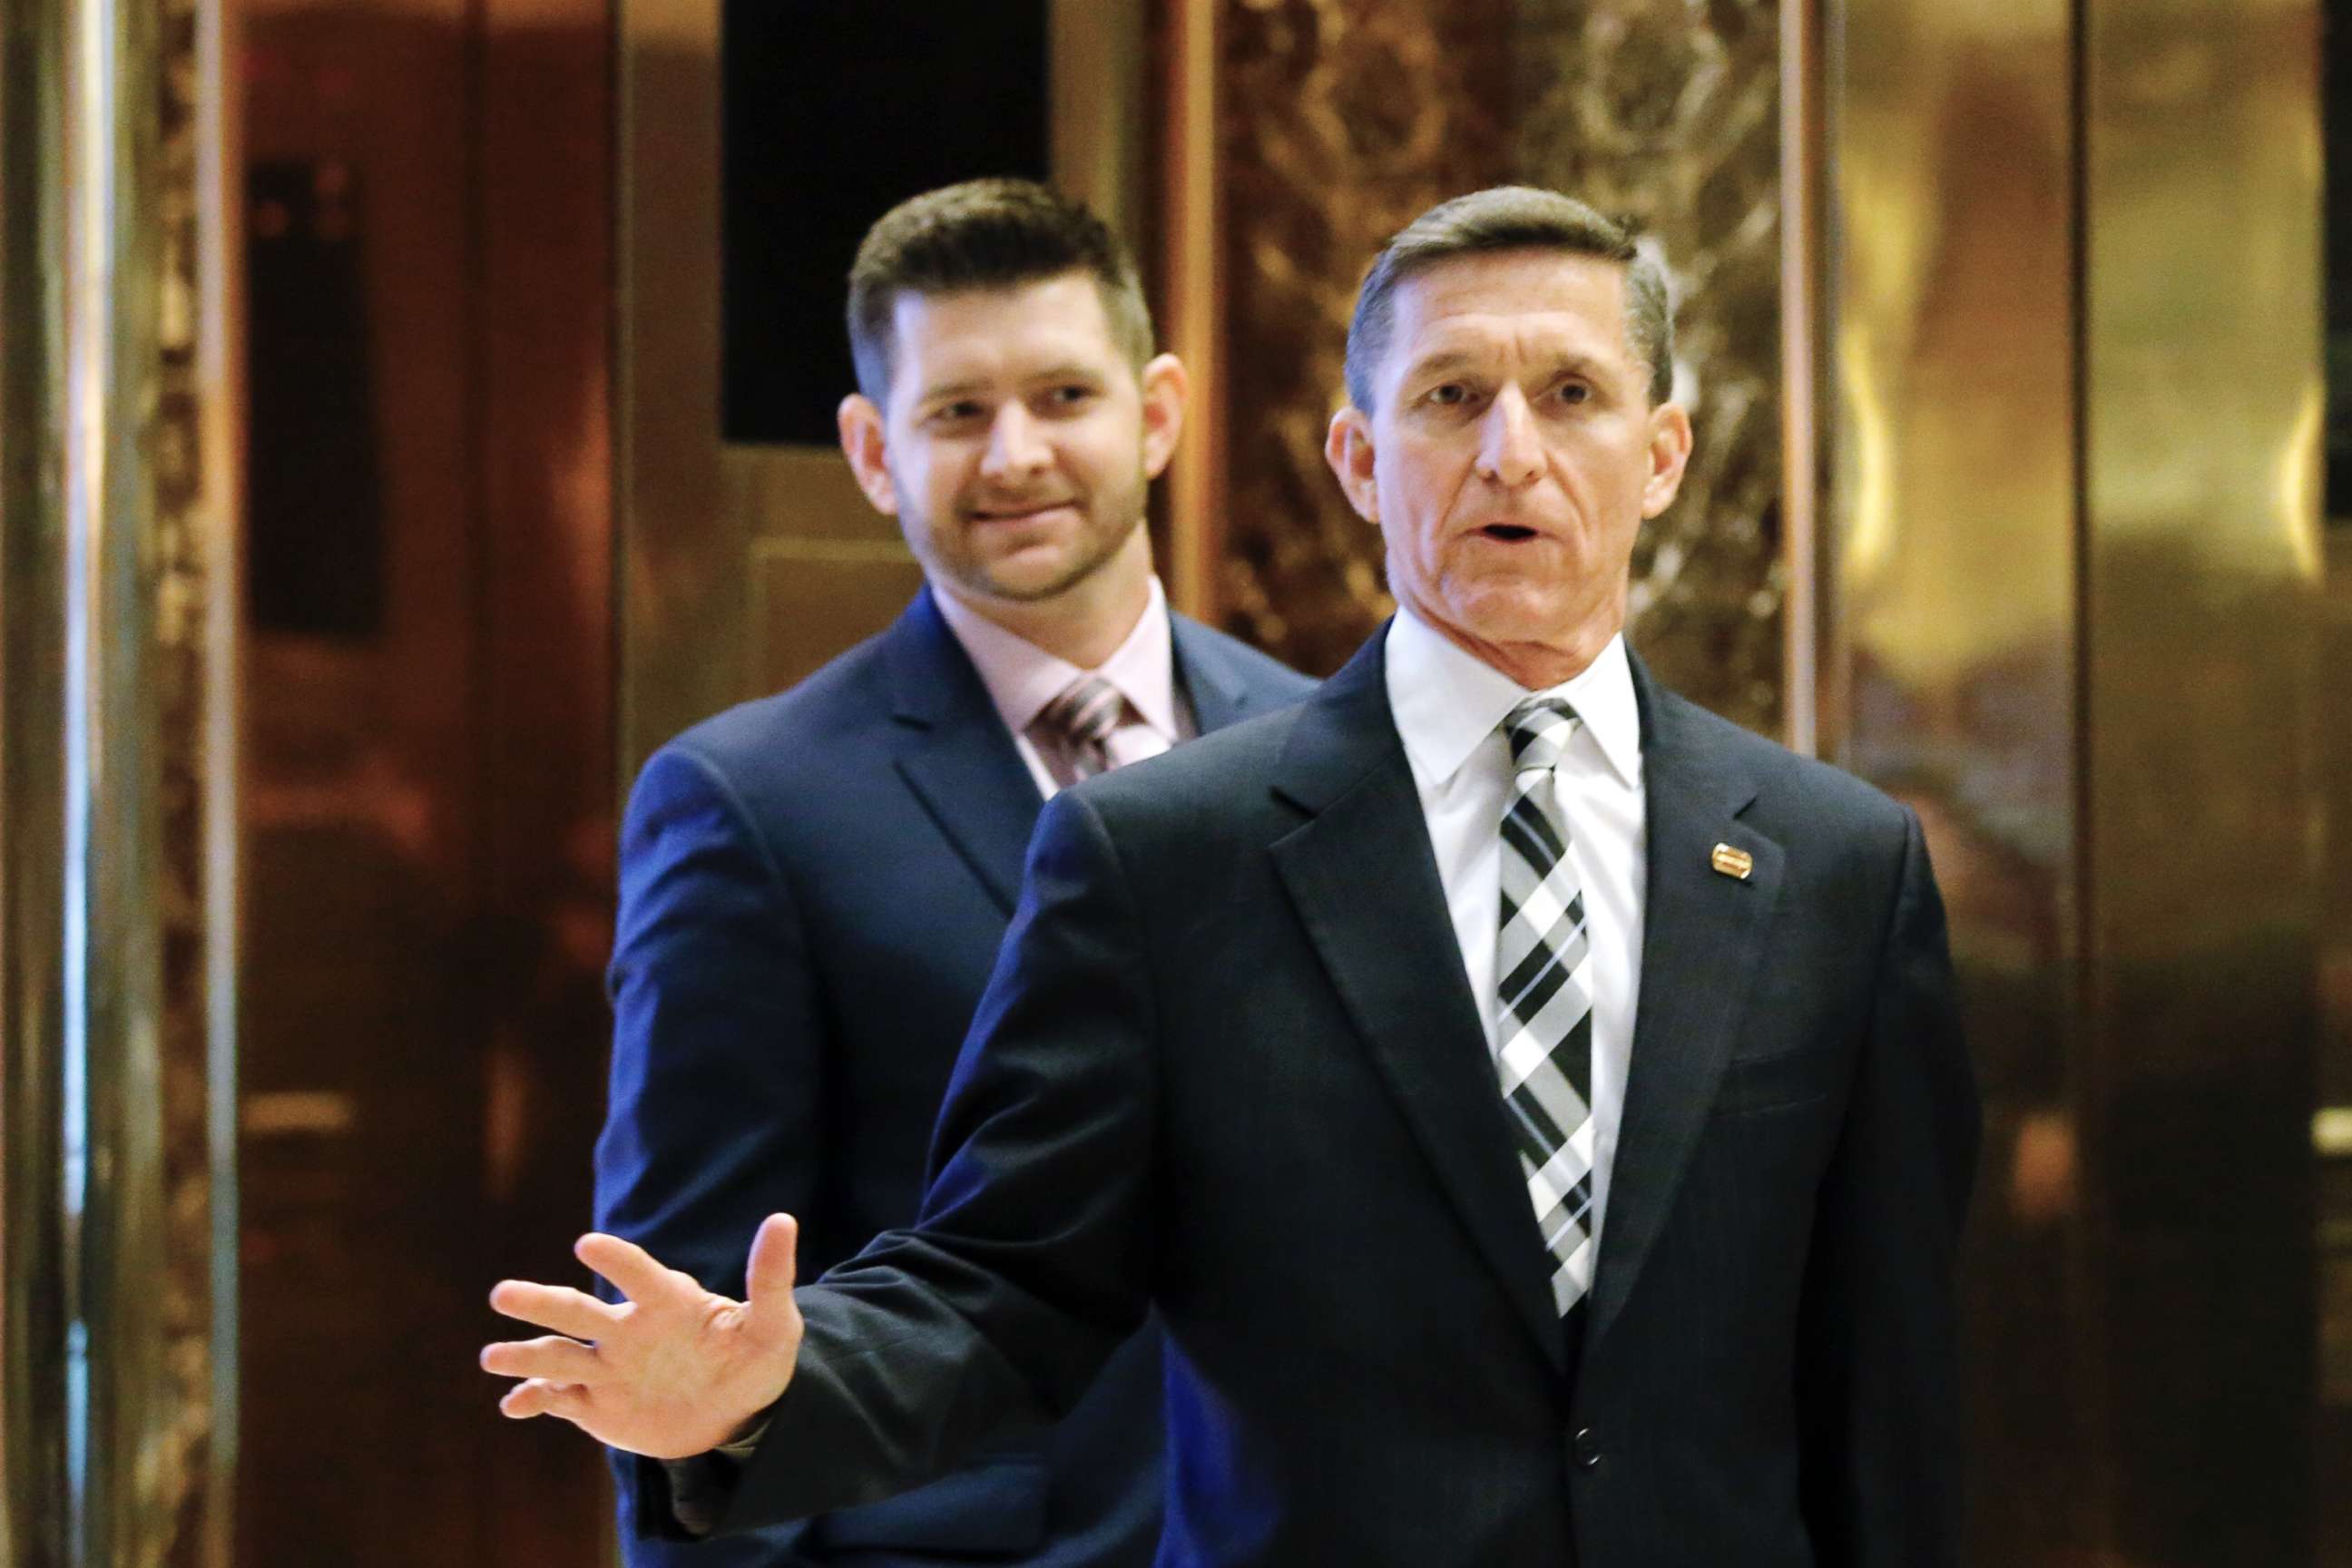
[933, 543, 1154, 670]
[1401, 602, 1622, 691]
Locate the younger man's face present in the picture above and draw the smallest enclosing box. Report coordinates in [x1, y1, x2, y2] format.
[838, 271, 1185, 610]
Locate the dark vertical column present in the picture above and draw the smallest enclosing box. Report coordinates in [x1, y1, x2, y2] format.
[1, 0, 75, 1552]
[2, 0, 235, 1563]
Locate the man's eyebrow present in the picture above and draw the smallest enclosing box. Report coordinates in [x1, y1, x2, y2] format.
[1400, 349, 1482, 382]
[1399, 348, 1612, 383]
[916, 364, 1108, 404]
[915, 377, 990, 405]
[1024, 362, 1110, 386]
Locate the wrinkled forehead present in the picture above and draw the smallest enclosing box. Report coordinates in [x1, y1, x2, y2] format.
[1384, 250, 1636, 372]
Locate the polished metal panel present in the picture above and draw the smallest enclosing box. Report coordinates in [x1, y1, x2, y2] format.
[1824, 0, 2091, 1559]
[3, 0, 233, 1562]
[2, 0, 76, 1560]
[1779, 0, 1824, 757]
[64, 0, 172, 1557]
[618, 0, 1152, 779]
[2082, 0, 2324, 1559]
[193, 3, 240, 1556]
[1825, 0, 2334, 1558]
[1161, 0, 1220, 620]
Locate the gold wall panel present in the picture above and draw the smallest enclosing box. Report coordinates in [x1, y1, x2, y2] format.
[233, 5, 618, 1562]
[2082, 0, 2325, 1559]
[1213, 0, 1786, 728]
[748, 539, 927, 696]
[1826, 0, 2338, 1559]
[1825, 3, 2088, 1560]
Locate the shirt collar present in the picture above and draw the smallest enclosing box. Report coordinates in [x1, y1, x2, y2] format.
[931, 575, 1181, 741]
[1384, 606, 1642, 790]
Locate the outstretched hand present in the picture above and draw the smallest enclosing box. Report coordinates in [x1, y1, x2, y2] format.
[481, 1212, 805, 1459]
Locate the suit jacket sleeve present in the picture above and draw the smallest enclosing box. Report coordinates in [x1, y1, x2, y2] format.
[716, 784, 1158, 1533]
[1795, 806, 1981, 1566]
[594, 742, 831, 1552]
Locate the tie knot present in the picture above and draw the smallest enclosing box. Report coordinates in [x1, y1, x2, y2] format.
[1502, 696, 1580, 775]
[1039, 673, 1124, 750]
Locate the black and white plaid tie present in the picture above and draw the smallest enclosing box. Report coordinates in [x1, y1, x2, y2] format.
[1496, 695, 1596, 1319]
[1034, 673, 1124, 786]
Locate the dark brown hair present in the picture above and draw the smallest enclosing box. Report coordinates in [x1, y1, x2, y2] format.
[846, 179, 1153, 403]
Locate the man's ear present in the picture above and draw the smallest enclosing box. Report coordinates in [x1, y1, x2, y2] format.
[837, 394, 899, 516]
[1324, 406, 1379, 524]
[1139, 353, 1189, 481]
[1639, 400, 1695, 519]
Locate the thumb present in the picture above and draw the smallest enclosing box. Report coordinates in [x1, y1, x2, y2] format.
[744, 1212, 800, 1328]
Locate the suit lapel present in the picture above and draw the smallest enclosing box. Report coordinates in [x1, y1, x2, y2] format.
[883, 588, 1044, 916]
[1170, 613, 1254, 734]
[886, 600, 1277, 915]
[1268, 634, 1572, 1376]
[1583, 656, 1783, 1353]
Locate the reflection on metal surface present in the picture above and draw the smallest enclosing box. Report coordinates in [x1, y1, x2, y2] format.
[2318, 1107, 2352, 1157]
[1827, 0, 2336, 1558]
[1779, 0, 1825, 755]
[235, 7, 617, 1560]
[3, 0, 234, 1562]
[1826, 0, 2089, 1560]
[3, 4, 77, 1562]
[1161, 0, 1220, 621]
[2084, 2, 2325, 1558]
[238, 1093, 356, 1140]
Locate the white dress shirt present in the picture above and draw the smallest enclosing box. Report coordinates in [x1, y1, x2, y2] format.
[931, 574, 1193, 799]
[1384, 607, 1648, 1256]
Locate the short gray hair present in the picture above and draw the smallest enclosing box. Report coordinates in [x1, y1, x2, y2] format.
[1343, 186, 1673, 411]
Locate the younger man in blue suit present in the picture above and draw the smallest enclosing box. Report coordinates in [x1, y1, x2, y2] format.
[589, 180, 1310, 1565]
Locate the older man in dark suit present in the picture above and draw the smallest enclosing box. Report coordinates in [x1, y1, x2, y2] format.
[497, 186, 1978, 1567]
[589, 179, 1308, 1567]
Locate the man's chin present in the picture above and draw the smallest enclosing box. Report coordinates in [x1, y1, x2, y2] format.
[956, 554, 1101, 606]
[1443, 590, 1588, 649]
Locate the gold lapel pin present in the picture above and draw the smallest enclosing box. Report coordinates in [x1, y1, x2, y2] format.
[1710, 843, 1754, 881]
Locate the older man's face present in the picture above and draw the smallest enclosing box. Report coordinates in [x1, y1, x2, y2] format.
[1327, 250, 1691, 678]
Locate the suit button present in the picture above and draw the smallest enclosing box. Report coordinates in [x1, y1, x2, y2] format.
[1573, 1427, 1602, 1470]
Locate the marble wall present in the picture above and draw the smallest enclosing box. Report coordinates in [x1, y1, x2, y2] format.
[156, 0, 229, 1557]
[1214, 0, 1785, 733]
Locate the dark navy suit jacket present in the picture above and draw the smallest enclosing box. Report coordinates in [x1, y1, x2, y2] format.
[593, 585, 1311, 1565]
[694, 631, 1979, 1566]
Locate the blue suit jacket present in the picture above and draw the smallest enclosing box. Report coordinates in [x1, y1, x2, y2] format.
[593, 586, 1312, 1565]
[696, 631, 1979, 1566]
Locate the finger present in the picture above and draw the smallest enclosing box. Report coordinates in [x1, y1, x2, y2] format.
[499, 1377, 590, 1423]
[480, 1334, 603, 1385]
[487, 1279, 618, 1341]
[574, 1231, 690, 1305]
[744, 1213, 800, 1332]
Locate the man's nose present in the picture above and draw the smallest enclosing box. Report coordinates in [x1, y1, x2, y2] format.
[981, 402, 1051, 477]
[1476, 387, 1543, 486]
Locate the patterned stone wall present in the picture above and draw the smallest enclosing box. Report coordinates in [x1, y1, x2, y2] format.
[156, 0, 227, 1560]
[1216, 0, 1784, 733]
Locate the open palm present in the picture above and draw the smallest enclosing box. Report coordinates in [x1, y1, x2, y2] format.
[481, 1212, 805, 1459]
